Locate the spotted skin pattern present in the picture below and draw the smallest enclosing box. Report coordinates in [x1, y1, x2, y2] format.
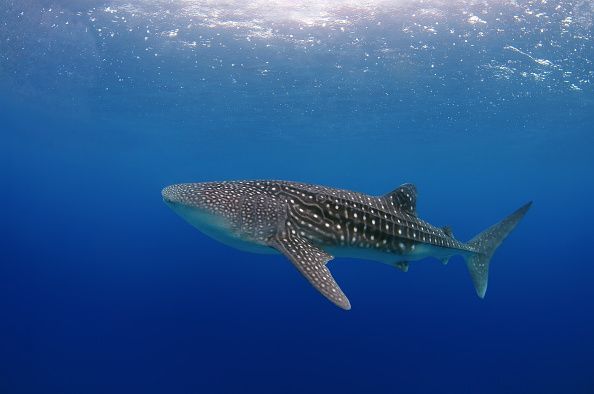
[162, 180, 531, 310]
[271, 181, 470, 254]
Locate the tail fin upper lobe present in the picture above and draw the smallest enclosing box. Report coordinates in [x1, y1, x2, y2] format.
[464, 202, 532, 298]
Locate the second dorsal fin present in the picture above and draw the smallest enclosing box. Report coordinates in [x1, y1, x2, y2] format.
[383, 183, 417, 216]
[442, 226, 454, 238]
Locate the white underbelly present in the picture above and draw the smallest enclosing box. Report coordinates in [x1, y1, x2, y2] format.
[177, 206, 277, 255]
[324, 243, 459, 264]
[192, 221, 276, 254]
[324, 246, 402, 264]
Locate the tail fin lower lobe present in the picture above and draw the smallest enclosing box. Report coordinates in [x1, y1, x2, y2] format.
[464, 202, 532, 298]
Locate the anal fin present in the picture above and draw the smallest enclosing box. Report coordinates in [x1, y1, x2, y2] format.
[395, 261, 409, 272]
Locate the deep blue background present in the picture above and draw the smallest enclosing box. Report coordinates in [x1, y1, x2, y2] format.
[2, 1, 594, 393]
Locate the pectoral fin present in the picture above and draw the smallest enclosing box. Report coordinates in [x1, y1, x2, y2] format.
[268, 232, 351, 310]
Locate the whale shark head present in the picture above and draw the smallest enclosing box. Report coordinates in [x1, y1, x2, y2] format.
[162, 183, 238, 235]
[161, 182, 283, 253]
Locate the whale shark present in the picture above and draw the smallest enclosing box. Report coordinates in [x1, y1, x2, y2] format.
[162, 180, 531, 310]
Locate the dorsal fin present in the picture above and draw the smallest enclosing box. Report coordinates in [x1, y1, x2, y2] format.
[383, 183, 417, 216]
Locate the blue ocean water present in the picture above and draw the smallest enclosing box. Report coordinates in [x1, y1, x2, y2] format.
[2, 0, 594, 393]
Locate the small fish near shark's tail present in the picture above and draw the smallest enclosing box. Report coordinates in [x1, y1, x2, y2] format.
[464, 202, 532, 298]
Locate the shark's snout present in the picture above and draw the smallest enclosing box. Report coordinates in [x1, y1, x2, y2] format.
[161, 184, 196, 206]
[161, 183, 210, 209]
[161, 185, 179, 204]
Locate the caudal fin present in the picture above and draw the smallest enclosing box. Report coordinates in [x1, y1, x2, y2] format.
[464, 202, 532, 298]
